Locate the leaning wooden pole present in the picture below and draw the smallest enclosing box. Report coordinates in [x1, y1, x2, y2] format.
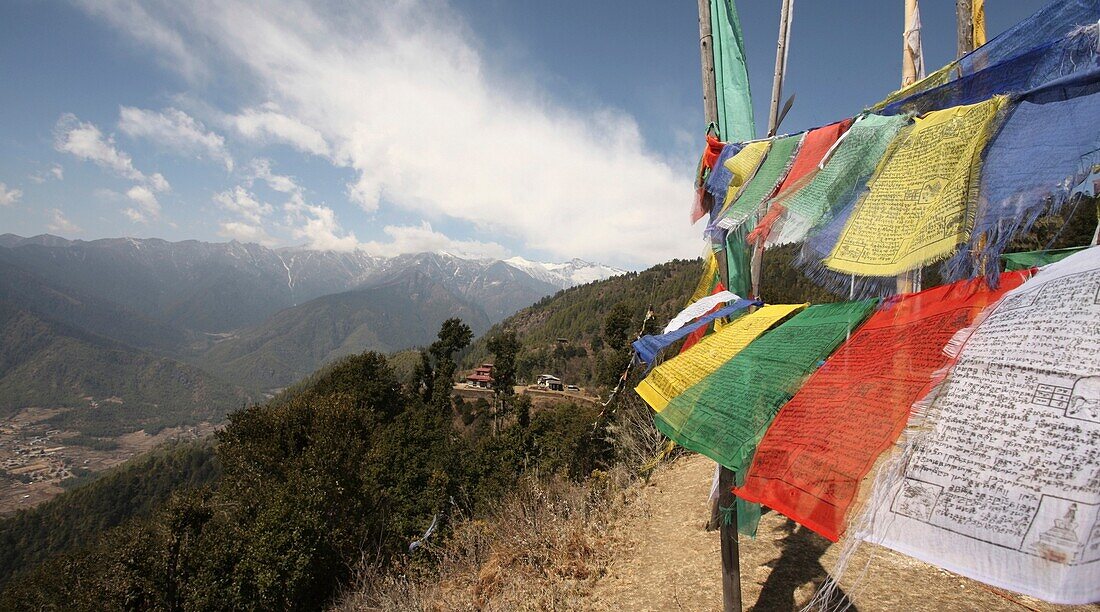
[766, 0, 794, 137]
[751, 0, 793, 300]
[697, 2, 743, 611]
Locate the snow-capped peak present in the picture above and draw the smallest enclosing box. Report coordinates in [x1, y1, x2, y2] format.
[504, 256, 626, 289]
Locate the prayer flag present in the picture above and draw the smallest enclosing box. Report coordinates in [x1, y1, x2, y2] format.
[748, 119, 853, 246]
[653, 299, 878, 473]
[633, 297, 759, 367]
[635, 303, 805, 413]
[711, 0, 755, 142]
[718, 134, 803, 232]
[663, 289, 741, 334]
[824, 97, 1006, 277]
[761, 114, 909, 248]
[951, 69, 1100, 281]
[855, 247, 1100, 605]
[735, 272, 1028, 542]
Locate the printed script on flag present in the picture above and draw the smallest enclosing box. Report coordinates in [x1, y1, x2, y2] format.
[859, 248, 1100, 605]
[635, 303, 805, 412]
[735, 272, 1028, 541]
[825, 98, 1005, 276]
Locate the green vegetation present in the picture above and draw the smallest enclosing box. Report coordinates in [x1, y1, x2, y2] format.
[0, 441, 221, 590]
[0, 319, 611, 610]
[463, 259, 701, 391]
[0, 304, 248, 434]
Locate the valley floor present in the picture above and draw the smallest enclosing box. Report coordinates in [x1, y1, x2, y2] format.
[0, 407, 215, 514]
[588, 454, 1099, 612]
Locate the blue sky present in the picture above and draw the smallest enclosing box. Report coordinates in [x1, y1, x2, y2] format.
[0, 0, 1047, 268]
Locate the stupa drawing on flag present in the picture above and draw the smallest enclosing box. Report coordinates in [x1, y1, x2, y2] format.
[1029, 503, 1084, 565]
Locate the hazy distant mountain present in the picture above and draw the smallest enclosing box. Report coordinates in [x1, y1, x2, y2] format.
[0, 234, 626, 409]
[201, 269, 494, 390]
[0, 255, 188, 355]
[0, 303, 246, 435]
[0, 235, 625, 333]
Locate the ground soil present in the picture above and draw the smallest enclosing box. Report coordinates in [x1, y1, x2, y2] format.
[589, 453, 1100, 612]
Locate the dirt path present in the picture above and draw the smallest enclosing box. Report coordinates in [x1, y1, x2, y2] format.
[590, 453, 1099, 612]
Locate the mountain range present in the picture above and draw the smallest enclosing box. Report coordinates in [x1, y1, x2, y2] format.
[0, 234, 625, 433]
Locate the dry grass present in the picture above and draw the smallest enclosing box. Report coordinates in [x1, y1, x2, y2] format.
[334, 466, 637, 611]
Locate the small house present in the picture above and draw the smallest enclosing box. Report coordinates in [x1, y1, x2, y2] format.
[466, 363, 494, 389]
[536, 374, 564, 392]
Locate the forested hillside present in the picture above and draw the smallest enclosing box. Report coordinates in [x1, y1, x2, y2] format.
[0, 441, 219, 589]
[0, 304, 247, 434]
[0, 322, 610, 609]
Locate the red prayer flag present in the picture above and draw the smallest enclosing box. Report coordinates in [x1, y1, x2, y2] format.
[691, 136, 728, 224]
[748, 118, 853, 245]
[734, 271, 1029, 541]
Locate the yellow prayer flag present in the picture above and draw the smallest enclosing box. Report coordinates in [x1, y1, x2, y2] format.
[824, 97, 1005, 277]
[973, 0, 986, 47]
[719, 141, 771, 214]
[688, 250, 721, 304]
[635, 303, 806, 412]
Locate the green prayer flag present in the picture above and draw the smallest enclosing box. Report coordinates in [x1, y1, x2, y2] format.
[721, 134, 802, 230]
[1001, 246, 1089, 271]
[724, 225, 753, 299]
[711, 0, 754, 142]
[654, 299, 878, 534]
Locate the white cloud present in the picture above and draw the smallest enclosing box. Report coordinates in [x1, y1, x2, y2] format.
[229, 104, 329, 157]
[359, 221, 508, 259]
[213, 186, 272, 224]
[46, 208, 81, 234]
[72, 0, 204, 79]
[53, 113, 170, 192]
[28, 164, 64, 184]
[247, 158, 298, 193]
[218, 220, 276, 245]
[284, 195, 359, 252]
[79, 0, 698, 267]
[118, 106, 233, 170]
[0, 183, 22, 207]
[124, 185, 161, 222]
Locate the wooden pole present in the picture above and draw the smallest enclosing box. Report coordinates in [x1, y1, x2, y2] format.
[698, 3, 743, 611]
[767, 0, 794, 137]
[902, 0, 921, 87]
[718, 466, 741, 612]
[699, 0, 730, 286]
[698, 0, 720, 130]
[956, 0, 976, 58]
[751, 0, 793, 300]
